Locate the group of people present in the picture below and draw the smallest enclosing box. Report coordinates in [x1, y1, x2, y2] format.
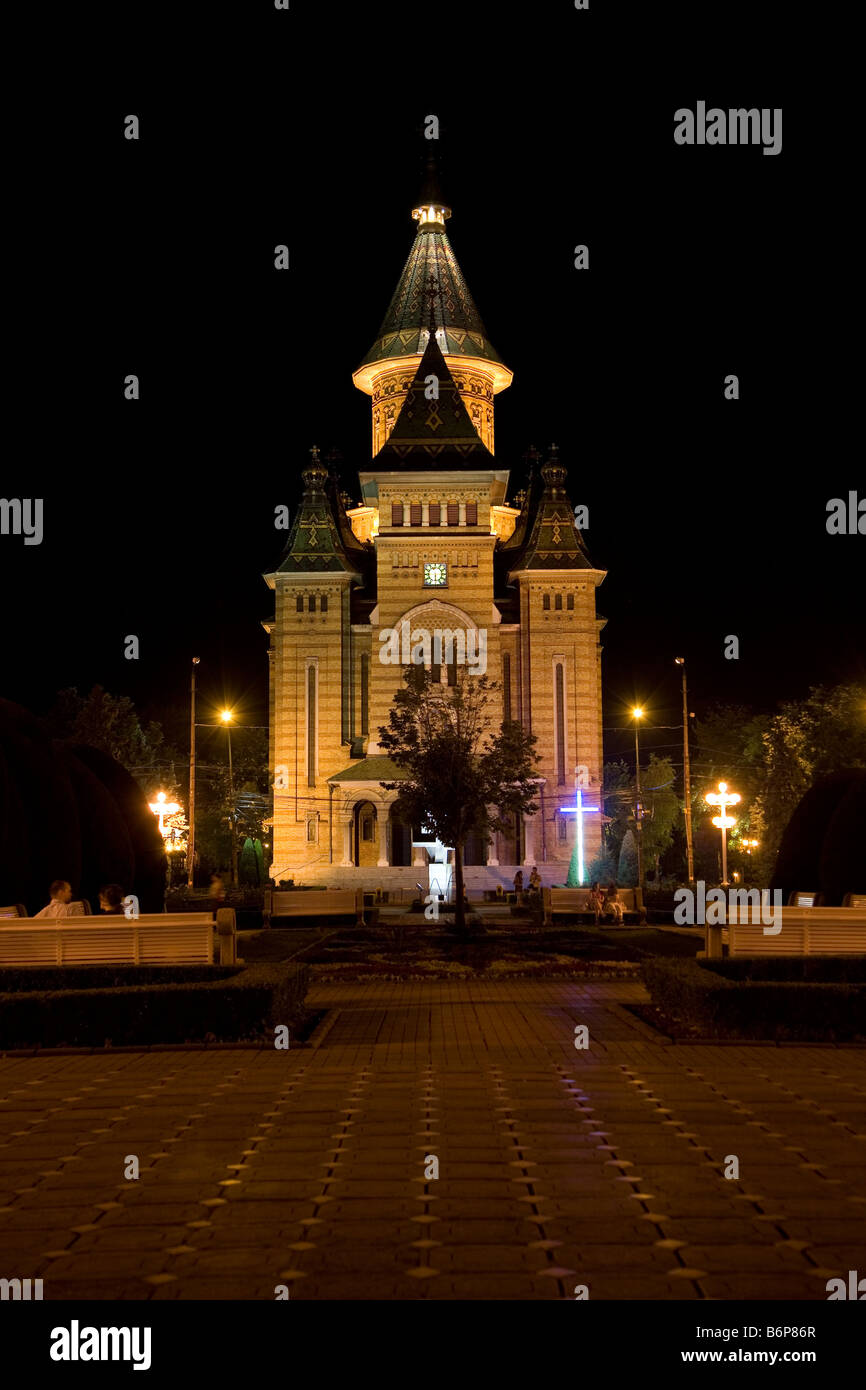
[33, 879, 128, 918]
[512, 871, 625, 924]
[513, 866, 542, 897]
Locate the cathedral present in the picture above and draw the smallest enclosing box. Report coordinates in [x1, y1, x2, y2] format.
[263, 158, 606, 896]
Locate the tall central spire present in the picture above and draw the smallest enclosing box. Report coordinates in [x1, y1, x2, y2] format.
[352, 146, 513, 457]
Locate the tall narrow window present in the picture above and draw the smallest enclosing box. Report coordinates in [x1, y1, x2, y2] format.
[308, 595, 316, 613]
[555, 663, 566, 785]
[360, 653, 369, 735]
[296, 595, 304, 613]
[543, 594, 550, 611]
[447, 501, 459, 526]
[410, 502, 422, 526]
[392, 501, 403, 526]
[428, 501, 441, 526]
[465, 501, 478, 525]
[555, 593, 562, 611]
[502, 653, 512, 721]
[567, 594, 574, 610]
[307, 664, 317, 787]
[321, 594, 328, 614]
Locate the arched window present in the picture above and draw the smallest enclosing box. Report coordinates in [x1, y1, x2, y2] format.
[465, 501, 478, 526]
[555, 663, 566, 786]
[447, 501, 459, 526]
[428, 501, 441, 526]
[502, 653, 512, 721]
[392, 501, 404, 526]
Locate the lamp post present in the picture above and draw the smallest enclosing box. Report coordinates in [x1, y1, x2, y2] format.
[705, 781, 741, 887]
[187, 658, 200, 888]
[674, 658, 695, 883]
[221, 709, 238, 887]
[632, 707, 644, 890]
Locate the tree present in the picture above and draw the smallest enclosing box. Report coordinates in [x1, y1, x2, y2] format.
[47, 686, 164, 776]
[639, 754, 681, 878]
[617, 828, 639, 887]
[378, 666, 539, 931]
[586, 848, 617, 886]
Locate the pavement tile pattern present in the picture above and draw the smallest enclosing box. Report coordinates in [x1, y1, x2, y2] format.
[1, 980, 864, 1300]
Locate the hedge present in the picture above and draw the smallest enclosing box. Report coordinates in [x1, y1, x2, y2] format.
[0, 964, 242, 993]
[642, 957, 866, 1041]
[0, 962, 309, 1050]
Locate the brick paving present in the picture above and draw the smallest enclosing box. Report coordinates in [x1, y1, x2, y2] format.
[1, 979, 865, 1300]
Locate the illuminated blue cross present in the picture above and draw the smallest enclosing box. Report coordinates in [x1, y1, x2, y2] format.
[559, 783, 600, 886]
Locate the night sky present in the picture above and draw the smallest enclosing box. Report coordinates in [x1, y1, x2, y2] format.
[4, 6, 861, 775]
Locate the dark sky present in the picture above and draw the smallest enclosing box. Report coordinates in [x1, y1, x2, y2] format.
[4, 5, 861, 775]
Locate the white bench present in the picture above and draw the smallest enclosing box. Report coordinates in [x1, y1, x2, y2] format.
[0, 910, 237, 967]
[263, 889, 365, 927]
[728, 906, 866, 956]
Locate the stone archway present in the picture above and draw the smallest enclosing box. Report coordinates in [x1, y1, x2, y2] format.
[354, 800, 379, 868]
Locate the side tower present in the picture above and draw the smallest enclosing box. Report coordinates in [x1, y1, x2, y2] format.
[497, 447, 607, 873]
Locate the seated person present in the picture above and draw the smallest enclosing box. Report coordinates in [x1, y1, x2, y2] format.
[528, 866, 542, 893]
[587, 881, 605, 924]
[98, 883, 126, 913]
[603, 885, 624, 925]
[34, 879, 74, 918]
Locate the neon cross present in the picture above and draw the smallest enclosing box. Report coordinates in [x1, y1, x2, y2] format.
[559, 783, 600, 886]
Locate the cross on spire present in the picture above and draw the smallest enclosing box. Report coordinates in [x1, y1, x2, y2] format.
[423, 273, 441, 333]
[309, 445, 320, 463]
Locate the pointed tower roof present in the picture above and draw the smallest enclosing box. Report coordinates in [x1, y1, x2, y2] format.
[373, 329, 495, 470]
[505, 447, 595, 572]
[270, 449, 366, 576]
[353, 150, 512, 392]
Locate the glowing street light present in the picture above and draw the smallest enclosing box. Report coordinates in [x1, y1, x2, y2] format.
[632, 707, 644, 889]
[705, 780, 741, 886]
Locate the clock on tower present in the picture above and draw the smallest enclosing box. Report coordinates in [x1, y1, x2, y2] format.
[423, 562, 447, 587]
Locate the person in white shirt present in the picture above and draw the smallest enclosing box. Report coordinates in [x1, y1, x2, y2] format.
[34, 879, 74, 918]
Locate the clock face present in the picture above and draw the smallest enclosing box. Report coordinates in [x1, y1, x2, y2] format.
[424, 562, 447, 587]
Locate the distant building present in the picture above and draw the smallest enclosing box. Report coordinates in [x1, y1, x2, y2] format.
[263, 158, 605, 893]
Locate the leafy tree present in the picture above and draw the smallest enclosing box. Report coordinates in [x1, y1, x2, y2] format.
[47, 686, 164, 775]
[586, 848, 617, 886]
[378, 666, 539, 931]
[752, 683, 866, 879]
[617, 829, 639, 887]
[639, 754, 681, 878]
[601, 759, 633, 859]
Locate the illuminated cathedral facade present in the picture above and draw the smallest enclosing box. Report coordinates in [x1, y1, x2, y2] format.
[263, 159, 606, 893]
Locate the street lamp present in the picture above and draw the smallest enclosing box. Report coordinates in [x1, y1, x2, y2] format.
[187, 658, 200, 888]
[220, 709, 239, 887]
[674, 658, 695, 883]
[632, 707, 644, 890]
[705, 780, 741, 887]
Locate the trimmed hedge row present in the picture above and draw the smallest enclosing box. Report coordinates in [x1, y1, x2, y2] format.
[704, 957, 866, 984]
[0, 965, 242, 993]
[0, 963, 309, 1050]
[642, 958, 866, 1041]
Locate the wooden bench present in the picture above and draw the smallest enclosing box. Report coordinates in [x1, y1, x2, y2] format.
[0, 910, 237, 967]
[263, 889, 365, 928]
[728, 906, 866, 956]
[543, 887, 646, 925]
[0, 904, 26, 919]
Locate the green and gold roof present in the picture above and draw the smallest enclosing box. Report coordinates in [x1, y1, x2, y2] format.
[373, 332, 495, 470]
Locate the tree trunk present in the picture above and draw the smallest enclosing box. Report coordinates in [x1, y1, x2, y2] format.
[454, 841, 466, 932]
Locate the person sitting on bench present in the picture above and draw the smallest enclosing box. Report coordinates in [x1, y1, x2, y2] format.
[33, 879, 74, 918]
[98, 883, 125, 913]
[528, 866, 542, 894]
[603, 885, 624, 925]
[588, 881, 604, 925]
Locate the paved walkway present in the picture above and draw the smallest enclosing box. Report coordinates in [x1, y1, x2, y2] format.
[1, 981, 864, 1299]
